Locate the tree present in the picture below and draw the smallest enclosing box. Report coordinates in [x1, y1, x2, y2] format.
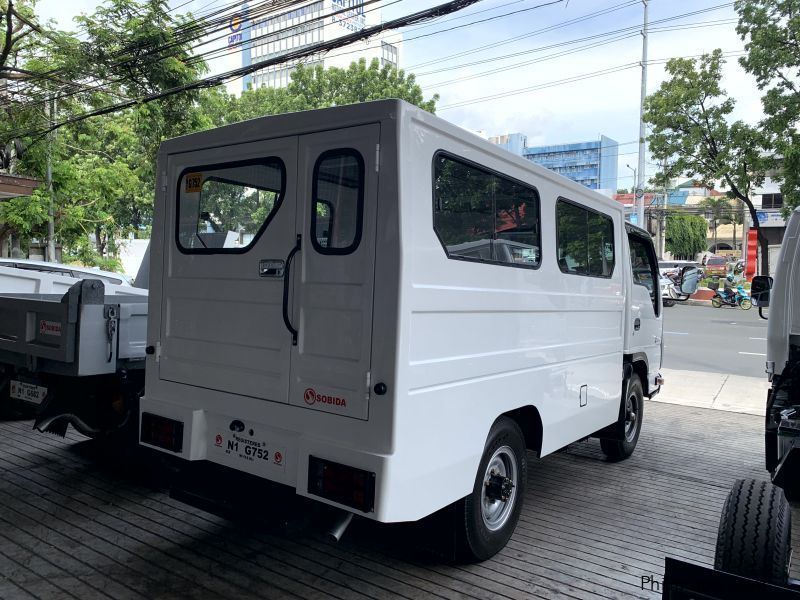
[665, 212, 708, 259]
[643, 50, 770, 274]
[228, 58, 439, 123]
[2, 0, 207, 263]
[736, 0, 800, 213]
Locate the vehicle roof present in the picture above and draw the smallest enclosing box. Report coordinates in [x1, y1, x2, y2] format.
[161, 99, 624, 219]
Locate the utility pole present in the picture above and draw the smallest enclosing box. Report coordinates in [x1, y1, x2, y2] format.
[659, 158, 667, 257]
[45, 93, 56, 263]
[635, 0, 649, 228]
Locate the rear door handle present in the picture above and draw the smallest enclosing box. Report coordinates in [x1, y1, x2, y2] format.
[634, 318, 641, 331]
[282, 235, 301, 345]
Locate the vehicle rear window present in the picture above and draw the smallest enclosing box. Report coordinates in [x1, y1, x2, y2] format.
[177, 158, 284, 253]
[707, 258, 726, 265]
[311, 149, 364, 254]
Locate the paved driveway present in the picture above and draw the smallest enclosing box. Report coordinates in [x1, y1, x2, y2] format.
[0, 402, 777, 599]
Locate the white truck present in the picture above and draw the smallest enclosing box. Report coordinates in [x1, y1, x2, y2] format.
[137, 100, 699, 560]
[0, 267, 147, 437]
[663, 208, 800, 595]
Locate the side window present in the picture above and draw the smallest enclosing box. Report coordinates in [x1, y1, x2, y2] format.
[177, 159, 284, 252]
[433, 153, 541, 268]
[312, 149, 364, 254]
[628, 233, 659, 313]
[556, 199, 615, 277]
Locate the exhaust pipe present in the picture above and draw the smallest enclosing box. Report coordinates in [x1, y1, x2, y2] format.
[326, 511, 354, 543]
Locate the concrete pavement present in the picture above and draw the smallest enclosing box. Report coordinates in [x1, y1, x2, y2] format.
[652, 367, 770, 416]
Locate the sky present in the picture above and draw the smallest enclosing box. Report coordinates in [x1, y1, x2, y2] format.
[35, 0, 764, 190]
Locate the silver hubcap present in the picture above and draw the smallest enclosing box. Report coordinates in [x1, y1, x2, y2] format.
[481, 445, 518, 531]
[624, 393, 638, 442]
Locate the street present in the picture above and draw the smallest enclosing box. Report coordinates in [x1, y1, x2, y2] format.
[662, 303, 768, 379]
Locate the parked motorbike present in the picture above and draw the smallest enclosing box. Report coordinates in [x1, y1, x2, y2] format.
[660, 276, 677, 307]
[709, 276, 752, 310]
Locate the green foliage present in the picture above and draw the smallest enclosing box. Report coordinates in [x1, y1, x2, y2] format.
[736, 0, 800, 213]
[2, 2, 436, 264]
[643, 49, 770, 272]
[665, 212, 708, 259]
[224, 58, 439, 123]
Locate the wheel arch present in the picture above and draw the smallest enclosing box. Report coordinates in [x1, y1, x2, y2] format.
[500, 405, 543, 457]
[624, 353, 649, 397]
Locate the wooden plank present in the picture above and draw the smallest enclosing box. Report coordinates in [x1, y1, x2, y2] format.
[0, 401, 787, 600]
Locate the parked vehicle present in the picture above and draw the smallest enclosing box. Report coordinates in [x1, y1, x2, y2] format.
[704, 255, 728, 277]
[0, 258, 133, 286]
[663, 207, 800, 596]
[709, 275, 752, 309]
[1, 100, 700, 562]
[0, 268, 147, 436]
[659, 259, 703, 279]
[660, 275, 676, 307]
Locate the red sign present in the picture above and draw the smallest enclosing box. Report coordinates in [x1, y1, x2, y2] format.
[214, 434, 223, 447]
[746, 230, 758, 278]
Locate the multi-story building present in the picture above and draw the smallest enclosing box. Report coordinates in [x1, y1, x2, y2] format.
[487, 133, 619, 191]
[229, 1, 401, 92]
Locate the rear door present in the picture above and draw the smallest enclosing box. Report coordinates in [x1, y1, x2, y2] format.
[159, 136, 298, 402]
[288, 124, 380, 420]
[627, 229, 663, 374]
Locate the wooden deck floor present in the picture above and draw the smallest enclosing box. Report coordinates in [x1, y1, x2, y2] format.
[0, 401, 781, 600]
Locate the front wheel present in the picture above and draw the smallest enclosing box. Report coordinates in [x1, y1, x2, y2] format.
[600, 374, 644, 461]
[456, 417, 527, 562]
[662, 298, 676, 307]
[739, 298, 753, 310]
[711, 296, 722, 308]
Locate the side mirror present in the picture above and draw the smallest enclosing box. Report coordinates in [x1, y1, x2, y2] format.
[751, 275, 773, 307]
[678, 266, 700, 295]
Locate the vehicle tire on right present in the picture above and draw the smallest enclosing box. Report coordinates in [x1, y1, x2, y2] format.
[739, 298, 753, 310]
[600, 374, 643, 461]
[714, 478, 791, 586]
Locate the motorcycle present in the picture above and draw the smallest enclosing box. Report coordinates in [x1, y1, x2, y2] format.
[660, 275, 677, 307]
[709, 277, 752, 310]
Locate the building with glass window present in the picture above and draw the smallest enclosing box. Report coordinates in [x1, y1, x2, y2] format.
[488, 134, 619, 192]
[230, 1, 401, 92]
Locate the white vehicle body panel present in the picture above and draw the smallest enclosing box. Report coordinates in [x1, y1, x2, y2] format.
[142, 100, 661, 522]
[0, 265, 145, 297]
[767, 207, 800, 376]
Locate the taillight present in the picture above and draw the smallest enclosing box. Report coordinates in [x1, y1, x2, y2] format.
[308, 456, 375, 512]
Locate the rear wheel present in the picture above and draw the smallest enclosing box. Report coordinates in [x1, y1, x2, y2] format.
[739, 298, 753, 310]
[456, 417, 527, 562]
[600, 375, 643, 461]
[714, 479, 791, 586]
[711, 296, 722, 308]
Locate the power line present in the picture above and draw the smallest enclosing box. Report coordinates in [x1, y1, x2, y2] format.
[436, 49, 746, 110]
[5, 0, 494, 142]
[409, 0, 734, 71]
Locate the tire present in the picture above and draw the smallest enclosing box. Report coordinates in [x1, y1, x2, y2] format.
[711, 296, 723, 308]
[600, 375, 644, 461]
[663, 298, 675, 307]
[739, 298, 753, 310]
[714, 479, 791, 586]
[456, 417, 527, 562]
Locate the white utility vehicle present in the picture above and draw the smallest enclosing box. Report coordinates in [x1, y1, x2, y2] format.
[663, 208, 800, 594]
[139, 100, 698, 560]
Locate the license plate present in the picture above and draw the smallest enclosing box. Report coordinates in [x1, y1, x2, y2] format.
[9, 380, 47, 405]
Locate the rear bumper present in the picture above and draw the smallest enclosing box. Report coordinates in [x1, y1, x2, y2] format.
[139, 395, 467, 523]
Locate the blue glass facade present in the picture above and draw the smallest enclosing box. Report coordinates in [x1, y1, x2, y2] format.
[489, 134, 619, 191]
